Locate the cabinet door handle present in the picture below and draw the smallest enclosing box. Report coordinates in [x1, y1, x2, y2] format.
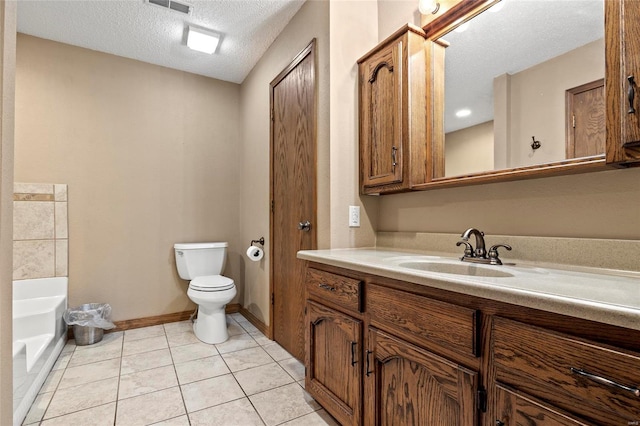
[570, 367, 640, 397]
[318, 283, 336, 292]
[350, 341, 357, 366]
[628, 76, 636, 114]
[365, 350, 373, 377]
[391, 146, 398, 172]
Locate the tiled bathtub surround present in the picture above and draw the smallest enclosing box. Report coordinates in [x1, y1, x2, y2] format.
[13, 183, 68, 280]
[377, 231, 640, 272]
[24, 314, 337, 426]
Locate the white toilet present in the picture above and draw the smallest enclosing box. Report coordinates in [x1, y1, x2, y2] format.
[174, 242, 237, 344]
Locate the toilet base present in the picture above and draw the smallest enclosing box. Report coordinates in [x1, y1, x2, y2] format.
[193, 306, 229, 344]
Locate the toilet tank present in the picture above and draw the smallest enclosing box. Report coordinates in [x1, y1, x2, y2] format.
[174, 242, 228, 280]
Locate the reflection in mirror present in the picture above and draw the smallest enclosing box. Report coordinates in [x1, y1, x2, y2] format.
[439, 0, 604, 178]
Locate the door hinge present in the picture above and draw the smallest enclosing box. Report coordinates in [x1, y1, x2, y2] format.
[271, 293, 274, 305]
[572, 114, 576, 128]
[271, 108, 275, 122]
[477, 387, 487, 413]
[271, 200, 274, 213]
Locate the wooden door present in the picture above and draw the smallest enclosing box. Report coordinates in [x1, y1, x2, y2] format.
[566, 79, 605, 159]
[306, 301, 362, 426]
[494, 384, 595, 426]
[270, 40, 316, 361]
[365, 327, 478, 426]
[359, 39, 403, 189]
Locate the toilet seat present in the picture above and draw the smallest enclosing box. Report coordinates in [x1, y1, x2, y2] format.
[189, 275, 235, 292]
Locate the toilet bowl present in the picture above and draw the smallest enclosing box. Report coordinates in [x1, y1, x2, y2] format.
[174, 242, 236, 344]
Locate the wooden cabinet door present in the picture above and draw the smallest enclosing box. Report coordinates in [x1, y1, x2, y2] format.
[365, 327, 478, 426]
[306, 301, 362, 426]
[605, 0, 640, 164]
[359, 37, 404, 190]
[494, 384, 595, 426]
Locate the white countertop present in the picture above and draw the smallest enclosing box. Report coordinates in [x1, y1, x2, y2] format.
[297, 248, 640, 331]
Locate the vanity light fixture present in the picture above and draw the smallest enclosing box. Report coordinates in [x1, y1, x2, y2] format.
[187, 26, 220, 54]
[456, 108, 472, 118]
[418, 0, 440, 15]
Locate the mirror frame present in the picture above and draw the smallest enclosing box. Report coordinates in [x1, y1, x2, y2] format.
[414, 0, 608, 191]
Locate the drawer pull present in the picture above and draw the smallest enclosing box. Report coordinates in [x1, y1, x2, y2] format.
[318, 283, 336, 292]
[366, 350, 373, 377]
[350, 341, 357, 366]
[570, 367, 640, 397]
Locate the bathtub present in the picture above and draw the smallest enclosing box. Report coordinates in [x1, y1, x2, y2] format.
[13, 277, 67, 426]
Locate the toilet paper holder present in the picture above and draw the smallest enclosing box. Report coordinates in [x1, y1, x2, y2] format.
[250, 237, 265, 247]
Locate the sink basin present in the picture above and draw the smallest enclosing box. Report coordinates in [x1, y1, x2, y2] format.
[396, 261, 514, 278]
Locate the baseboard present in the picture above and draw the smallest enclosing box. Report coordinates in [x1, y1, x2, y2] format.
[239, 306, 271, 338]
[68, 304, 245, 339]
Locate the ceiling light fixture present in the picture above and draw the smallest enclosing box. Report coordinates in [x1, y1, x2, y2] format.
[456, 109, 472, 118]
[418, 0, 440, 15]
[187, 26, 220, 54]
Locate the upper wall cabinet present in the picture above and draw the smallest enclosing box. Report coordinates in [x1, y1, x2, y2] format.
[358, 25, 445, 195]
[606, 0, 640, 164]
[358, 0, 640, 195]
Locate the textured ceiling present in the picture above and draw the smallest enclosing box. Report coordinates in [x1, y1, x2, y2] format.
[443, 0, 604, 133]
[17, 0, 306, 84]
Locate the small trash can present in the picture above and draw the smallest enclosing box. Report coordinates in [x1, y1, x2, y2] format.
[64, 303, 115, 346]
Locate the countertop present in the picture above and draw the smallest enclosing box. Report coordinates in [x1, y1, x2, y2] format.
[297, 248, 640, 331]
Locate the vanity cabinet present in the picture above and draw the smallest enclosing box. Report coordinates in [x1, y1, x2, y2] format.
[357, 24, 444, 194]
[606, 0, 640, 164]
[304, 262, 640, 426]
[490, 316, 640, 425]
[305, 266, 481, 425]
[365, 327, 478, 425]
[305, 269, 363, 426]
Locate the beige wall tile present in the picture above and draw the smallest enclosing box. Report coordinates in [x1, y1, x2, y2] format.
[13, 240, 55, 280]
[54, 184, 67, 201]
[13, 201, 55, 240]
[56, 239, 68, 277]
[14, 183, 53, 195]
[55, 202, 68, 239]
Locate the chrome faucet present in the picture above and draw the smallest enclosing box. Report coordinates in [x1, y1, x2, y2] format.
[457, 228, 512, 265]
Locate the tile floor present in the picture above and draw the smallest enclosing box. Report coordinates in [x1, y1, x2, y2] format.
[23, 313, 338, 426]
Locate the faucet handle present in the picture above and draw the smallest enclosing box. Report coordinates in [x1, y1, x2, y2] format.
[488, 244, 512, 265]
[456, 241, 474, 259]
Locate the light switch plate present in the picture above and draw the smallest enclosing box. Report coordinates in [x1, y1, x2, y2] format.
[349, 205, 360, 227]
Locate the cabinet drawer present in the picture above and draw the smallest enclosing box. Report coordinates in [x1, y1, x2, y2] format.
[367, 283, 478, 357]
[491, 316, 640, 424]
[306, 268, 362, 312]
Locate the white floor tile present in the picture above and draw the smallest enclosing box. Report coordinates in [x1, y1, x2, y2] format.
[22, 391, 53, 425]
[44, 377, 118, 419]
[250, 382, 320, 426]
[124, 324, 165, 342]
[118, 365, 178, 399]
[215, 333, 259, 355]
[234, 362, 294, 396]
[116, 387, 186, 426]
[170, 341, 218, 364]
[40, 402, 116, 426]
[120, 348, 173, 375]
[279, 357, 306, 381]
[221, 346, 273, 372]
[122, 335, 168, 357]
[189, 397, 265, 426]
[57, 358, 120, 390]
[174, 355, 230, 385]
[181, 374, 245, 413]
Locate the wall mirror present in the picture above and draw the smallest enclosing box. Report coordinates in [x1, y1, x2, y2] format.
[434, 0, 605, 179]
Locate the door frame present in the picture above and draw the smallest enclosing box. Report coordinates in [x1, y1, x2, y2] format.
[268, 39, 318, 340]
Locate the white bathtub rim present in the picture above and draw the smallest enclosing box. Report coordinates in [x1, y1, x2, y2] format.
[13, 277, 67, 301]
[13, 335, 65, 426]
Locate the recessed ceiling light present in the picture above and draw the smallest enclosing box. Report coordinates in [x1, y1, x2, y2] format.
[454, 22, 470, 33]
[455, 109, 471, 118]
[187, 26, 220, 54]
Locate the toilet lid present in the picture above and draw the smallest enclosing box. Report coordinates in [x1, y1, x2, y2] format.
[190, 275, 235, 292]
